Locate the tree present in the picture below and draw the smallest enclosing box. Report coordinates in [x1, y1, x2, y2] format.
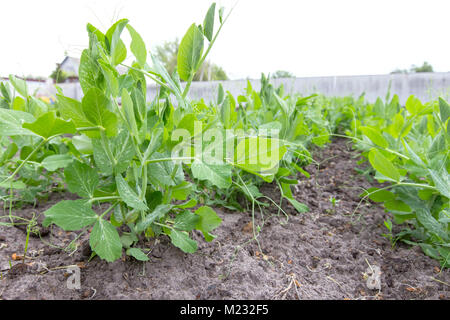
[153, 39, 228, 81]
[391, 61, 434, 74]
[271, 70, 295, 78]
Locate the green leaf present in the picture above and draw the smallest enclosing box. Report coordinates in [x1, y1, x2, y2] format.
[126, 248, 149, 261]
[171, 181, 193, 201]
[169, 229, 198, 253]
[286, 197, 309, 213]
[9, 75, 28, 97]
[416, 207, 448, 241]
[195, 206, 222, 242]
[79, 49, 100, 94]
[0, 109, 36, 136]
[428, 169, 450, 198]
[121, 89, 139, 138]
[191, 162, 232, 189]
[43, 200, 98, 230]
[106, 19, 129, 66]
[405, 95, 423, 115]
[368, 148, 401, 182]
[234, 137, 287, 175]
[115, 174, 148, 211]
[174, 210, 200, 232]
[177, 23, 204, 81]
[203, 2, 216, 42]
[92, 129, 134, 175]
[22, 112, 76, 138]
[90, 219, 123, 262]
[56, 94, 96, 134]
[41, 154, 73, 171]
[438, 98, 450, 124]
[82, 88, 117, 137]
[147, 153, 184, 187]
[126, 25, 147, 66]
[361, 187, 396, 202]
[359, 126, 388, 148]
[384, 199, 411, 212]
[136, 204, 172, 232]
[64, 161, 99, 198]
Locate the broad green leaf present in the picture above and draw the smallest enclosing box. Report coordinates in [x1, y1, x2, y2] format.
[286, 197, 309, 213]
[115, 174, 148, 211]
[384, 199, 411, 212]
[195, 206, 222, 242]
[12, 96, 26, 111]
[174, 210, 200, 232]
[56, 94, 95, 130]
[126, 24, 147, 66]
[174, 198, 197, 209]
[82, 88, 117, 137]
[428, 169, 450, 198]
[235, 137, 287, 174]
[171, 181, 193, 201]
[136, 204, 172, 232]
[105, 19, 129, 66]
[416, 207, 448, 241]
[98, 60, 119, 97]
[90, 219, 123, 262]
[0, 180, 26, 190]
[177, 23, 204, 81]
[72, 135, 93, 154]
[405, 95, 424, 115]
[147, 152, 184, 187]
[92, 129, 134, 175]
[0, 109, 36, 136]
[43, 200, 98, 230]
[79, 49, 99, 94]
[126, 248, 149, 261]
[203, 2, 216, 42]
[368, 148, 401, 182]
[23, 112, 76, 138]
[438, 98, 450, 124]
[191, 162, 232, 189]
[361, 187, 396, 202]
[64, 161, 99, 198]
[41, 154, 73, 171]
[360, 126, 388, 148]
[169, 229, 198, 253]
[121, 89, 139, 138]
[9, 75, 28, 97]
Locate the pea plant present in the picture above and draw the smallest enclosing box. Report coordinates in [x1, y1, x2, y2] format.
[0, 3, 288, 262]
[352, 95, 450, 267]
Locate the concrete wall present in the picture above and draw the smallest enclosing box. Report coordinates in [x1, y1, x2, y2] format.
[27, 72, 450, 104]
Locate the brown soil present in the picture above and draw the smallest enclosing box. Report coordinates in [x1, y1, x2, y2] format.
[0, 139, 448, 300]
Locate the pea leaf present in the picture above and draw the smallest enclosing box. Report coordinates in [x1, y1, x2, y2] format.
[126, 248, 149, 261]
[41, 154, 73, 171]
[0, 109, 36, 136]
[360, 126, 388, 148]
[126, 25, 147, 66]
[136, 204, 172, 232]
[368, 148, 401, 182]
[195, 206, 221, 242]
[361, 187, 396, 202]
[90, 219, 123, 262]
[22, 112, 77, 138]
[428, 169, 450, 198]
[43, 200, 98, 230]
[177, 23, 204, 81]
[115, 174, 148, 211]
[191, 162, 232, 189]
[79, 49, 100, 94]
[9, 74, 28, 97]
[174, 210, 200, 232]
[439, 97, 450, 124]
[64, 161, 99, 198]
[203, 2, 216, 42]
[82, 88, 117, 137]
[56, 94, 95, 132]
[169, 229, 198, 253]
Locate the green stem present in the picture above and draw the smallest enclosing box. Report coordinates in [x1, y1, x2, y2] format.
[89, 196, 120, 204]
[99, 202, 119, 220]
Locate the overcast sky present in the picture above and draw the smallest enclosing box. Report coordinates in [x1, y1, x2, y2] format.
[1, 0, 449, 79]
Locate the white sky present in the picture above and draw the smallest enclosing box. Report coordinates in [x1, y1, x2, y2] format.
[0, 0, 449, 79]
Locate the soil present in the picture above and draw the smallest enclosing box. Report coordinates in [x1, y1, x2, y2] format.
[0, 138, 448, 300]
